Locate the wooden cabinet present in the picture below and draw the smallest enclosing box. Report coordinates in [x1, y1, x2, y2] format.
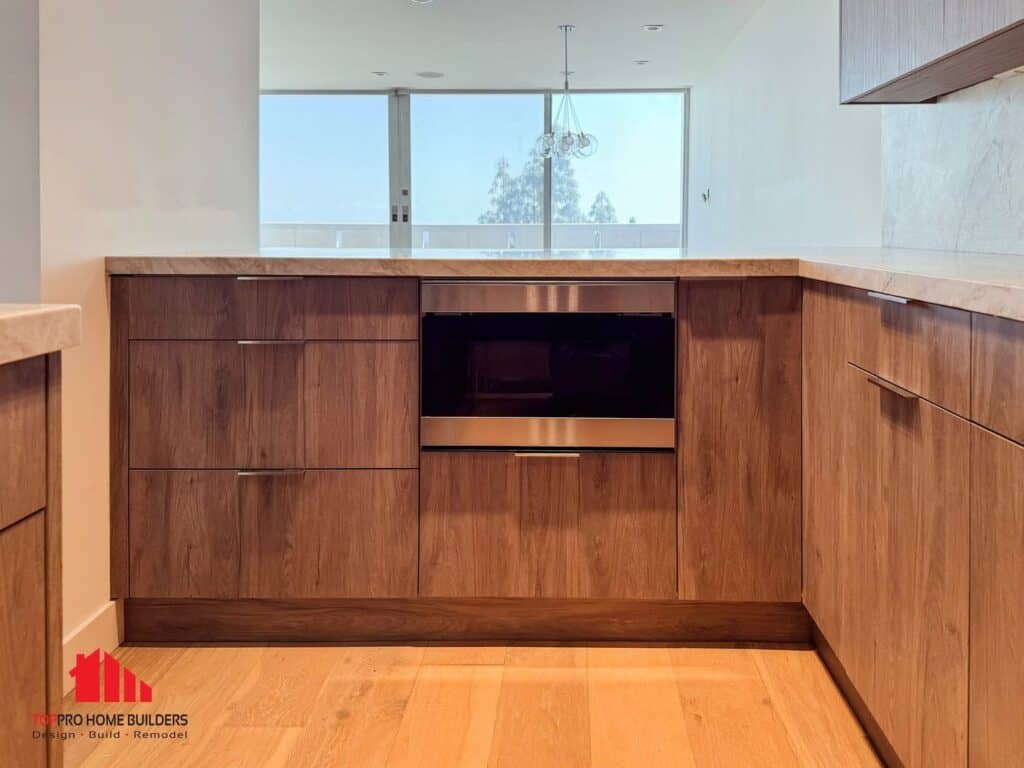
[130, 469, 417, 598]
[0, 513, 47, 768]
[970, 426, 1024, 767]
[678, 278, 802, 602]
[0, 357, 46, 531]
[804, 281, 969, 768]
[972, 313, 1024, 443]
[304, 342, 418, 468]
[840, 0, 1024, 103]
[129, 340, 305, 469]
[305, 277, 418, 340]
[420, 451, 676, 599]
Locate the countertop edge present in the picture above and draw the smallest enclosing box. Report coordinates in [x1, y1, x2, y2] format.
[0, 305, 83, 367]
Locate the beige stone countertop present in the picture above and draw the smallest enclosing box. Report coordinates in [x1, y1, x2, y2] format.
[105, 246, 1024, 322]
[0, 304, 82, 367]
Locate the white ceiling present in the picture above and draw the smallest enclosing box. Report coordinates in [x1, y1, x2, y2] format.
[261, 0, 764, 91]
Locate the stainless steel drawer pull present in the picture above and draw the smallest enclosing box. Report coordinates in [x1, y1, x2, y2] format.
[513, 452, 582, 459]
[235, 280, 303, 286]
[867, 291, 909, 305]
[237, 469, 306, 477]
[848, 363, 918, 400]
[236, 340, 305, 346]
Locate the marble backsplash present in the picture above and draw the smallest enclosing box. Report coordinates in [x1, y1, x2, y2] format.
[882, 73, 1024, 256]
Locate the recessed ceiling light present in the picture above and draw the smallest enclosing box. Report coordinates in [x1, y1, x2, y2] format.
[634, 60, 650, 66]
[416, 71, 445, 79]
[371, 71, 388, 77]
[643, 24, 664, 32]
[410, 0, 433, 4]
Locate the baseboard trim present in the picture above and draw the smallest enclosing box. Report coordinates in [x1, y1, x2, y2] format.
[812, 624, 903, 768]
[62, 599, 122, 695]
[124, 598, 810, 644]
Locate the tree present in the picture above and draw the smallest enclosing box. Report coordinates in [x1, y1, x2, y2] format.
[588, 191, 617, 223]
[477, 148, 588, 224]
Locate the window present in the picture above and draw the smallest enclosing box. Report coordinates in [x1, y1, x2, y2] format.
[260, 94, 389, 248]
[411, 94, 544, 249]
[259, 90, 686, 249]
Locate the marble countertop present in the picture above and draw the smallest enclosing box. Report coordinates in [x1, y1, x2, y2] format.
[0, 304, 82, 367]
[105, 246, 1024, 322]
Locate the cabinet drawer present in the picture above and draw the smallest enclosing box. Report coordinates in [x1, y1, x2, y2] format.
[129, 469, 417, 598]
[305, 342, 418, 468]
[129, 341, 304, 469]
[129, 276, 305, 340]
[420, 451, 676, 598]
[972, 313, 1024, 444]
[844, 285, 971, 414]
[0, 513, 47, 768]
[0, 357, 46, 531]
[305, 278, 418, 340]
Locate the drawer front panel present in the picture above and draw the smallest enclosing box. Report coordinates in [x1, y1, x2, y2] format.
[129, 341, 304, 469]
[129, 276, 305, 340]
[972, 313, 1024, 443]
[0, 357, 46, 531]
[305, 277, 419, 340]
[130, 470, 417, 599]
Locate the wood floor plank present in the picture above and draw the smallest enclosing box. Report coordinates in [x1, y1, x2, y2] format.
[188, 727, 301, 768]
[751, 649, 881, 767]
[420, 644, 508, 666]
[223, 646, 340, 727]
[587, 646, 697, 768]
[285, 645, 423, 767]
[388, 665, 503, 767]
[670, 647, 801, 768]
[488, 645, 590, 768]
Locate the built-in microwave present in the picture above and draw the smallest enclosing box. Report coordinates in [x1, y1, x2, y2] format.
[420, 280, 676, 448]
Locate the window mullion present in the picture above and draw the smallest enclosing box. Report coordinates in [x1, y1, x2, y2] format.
[543, 91, 553, 250]
[389, 89, 412, 249]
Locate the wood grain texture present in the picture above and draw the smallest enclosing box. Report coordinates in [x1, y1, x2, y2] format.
[579, 452, 677, 599]
[239, 470, 418, 598]
[304, 277, 419, 340]
[0, 513, 47, 768]
[848, 285, 971, 415]
[0, 356, 46, 532]
[970, 426, 1024, 768]
[304, 342, 418, 469]
[421, 451, 676, 599]
[129, 471, 241, 598]
[803, 281, 969, 768]
[45, 355, 62, 768]
[128, 276, 303, 339]
[679, 278, 802, 602]
[109, 277, 130, 597]
[945, 0, 1024, 49]
[123, 598, 811, 643]
[129, 341, 303, 469]
[972, 312, 1024, 443]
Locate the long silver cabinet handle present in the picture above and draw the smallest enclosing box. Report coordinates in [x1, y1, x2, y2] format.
[848, 362, 918, 400]
[236, 276, 304, 281]
[867, 290, 909, 305]
[513, 452, 582, 459]
[237, 469, 306, 477]
[236, 340, 305, 345]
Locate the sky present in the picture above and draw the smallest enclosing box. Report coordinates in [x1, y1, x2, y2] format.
[259, 92, 683, 226]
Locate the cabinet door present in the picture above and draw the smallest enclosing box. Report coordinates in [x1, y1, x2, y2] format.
[679, 278, 801, 601]
[129, 341, 304, 468]
[0, 514, 46, 768]
[305, 277, 419, 340]
[970, 426, 1024, 768]
[0, 357, 46, 531]
[239, 470, 417, 598]
[305, 342, 418, 468]
[419, 451, 676, 598]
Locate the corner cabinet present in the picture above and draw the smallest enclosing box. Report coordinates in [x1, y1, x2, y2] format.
[840, 0, 1024, 103]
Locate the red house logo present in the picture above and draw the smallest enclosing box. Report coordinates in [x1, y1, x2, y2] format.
[69, 649, 153, 703]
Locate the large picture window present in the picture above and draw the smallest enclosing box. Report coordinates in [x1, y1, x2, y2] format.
[260, 90, 687, 249]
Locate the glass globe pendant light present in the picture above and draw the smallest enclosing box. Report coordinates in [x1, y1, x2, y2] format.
[536, 24, 598, 160]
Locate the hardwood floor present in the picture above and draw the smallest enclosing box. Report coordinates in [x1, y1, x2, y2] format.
[64, 644, 877, 767]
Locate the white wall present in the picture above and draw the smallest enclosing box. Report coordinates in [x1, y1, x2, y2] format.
[0, 0, 40, 302]
[883, 73, 1024, 255]
[39, 0, 259, 681]
[688, 0, 882, 249]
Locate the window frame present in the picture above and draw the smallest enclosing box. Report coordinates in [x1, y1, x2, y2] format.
[259, 88, 690, 249]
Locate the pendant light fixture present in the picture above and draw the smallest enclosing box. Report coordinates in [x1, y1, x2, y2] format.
[537, 24, 598, 159]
